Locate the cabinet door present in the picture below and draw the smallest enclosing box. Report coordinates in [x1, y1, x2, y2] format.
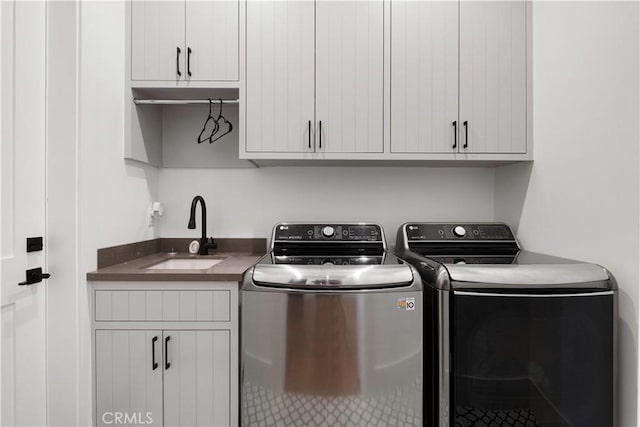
[185, 0, 239, 81]
[131, 0, 185, 81]
[390, 0, 458, 153]
[95, 330, 163, 427]
[246, 0, 315, 153]
[316, 0, 384, 153]
[163, 330, 231, 427]
[459, 1, 527, 154]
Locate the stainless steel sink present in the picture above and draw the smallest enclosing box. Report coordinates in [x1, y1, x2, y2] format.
[146, 258, 223, 270]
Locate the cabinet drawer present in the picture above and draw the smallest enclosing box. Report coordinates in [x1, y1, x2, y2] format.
[95, 290, 230, 322]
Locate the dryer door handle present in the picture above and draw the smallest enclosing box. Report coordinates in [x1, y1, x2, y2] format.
[453, 290, 614, 298]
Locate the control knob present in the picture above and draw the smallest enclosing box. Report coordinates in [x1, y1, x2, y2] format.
[322, 226, 335, 238]
[453, 226, 466, 238]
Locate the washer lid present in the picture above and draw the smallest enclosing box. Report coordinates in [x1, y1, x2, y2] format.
[252, 263, 415, 290]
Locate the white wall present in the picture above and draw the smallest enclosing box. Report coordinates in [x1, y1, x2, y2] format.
[75, 1, 160, 425]
[495, 2, 639, 425]
[158, 167, 496, 242]
[46, 2, 79, 425]
[79, 2, 159, 251]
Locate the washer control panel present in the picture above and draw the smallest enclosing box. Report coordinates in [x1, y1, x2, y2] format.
[405, 223, 515, 241]
[274, 223, 383, 242]
[273, 256, 384, 265]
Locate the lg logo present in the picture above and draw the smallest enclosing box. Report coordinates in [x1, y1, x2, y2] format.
[101, 412, 153, 425]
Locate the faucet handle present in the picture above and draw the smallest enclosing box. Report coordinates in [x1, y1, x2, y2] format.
[206, 237, 218, 250]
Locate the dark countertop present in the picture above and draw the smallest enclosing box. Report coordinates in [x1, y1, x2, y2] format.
[87, 252, 262, 282]
[87, 238, 266, 282]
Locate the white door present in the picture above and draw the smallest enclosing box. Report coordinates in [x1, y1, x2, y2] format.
[390, 0, 459, 153]
[1, 1, 48, 425]
[245, 0, 315, 153]
[185, 0, 239, 81]
[164, 330, 230, 427]
[315, 0, 384, 153]
[131, 0, 186, 81]
[95, 330, 164, 427]
[459, 0, 527, 154]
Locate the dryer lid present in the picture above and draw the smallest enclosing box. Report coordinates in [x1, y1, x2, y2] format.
[445, 262, 613, 289]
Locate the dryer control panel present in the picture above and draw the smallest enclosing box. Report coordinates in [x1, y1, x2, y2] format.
[405, 223, 515, 241]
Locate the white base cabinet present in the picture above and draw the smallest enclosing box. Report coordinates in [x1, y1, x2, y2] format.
[95, 330, 164, 427]
[91, 282, 238, 427]
[164, 330, 230, 427]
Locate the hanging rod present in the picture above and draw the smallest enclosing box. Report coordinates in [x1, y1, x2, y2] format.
[133, 98, 239, 105]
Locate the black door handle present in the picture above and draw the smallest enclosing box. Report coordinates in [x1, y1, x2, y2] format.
[463, 121, 468, 148]
[187, 47, 192, 77]
[176, 47, 182, 77]
[452, 120, 457, 149]
[152, 336, 158, 370]
[308, 120, 312, 149]
[18, 267, 50, 286]
[319, 121, 322, 150]
[164, 336, 171, 370]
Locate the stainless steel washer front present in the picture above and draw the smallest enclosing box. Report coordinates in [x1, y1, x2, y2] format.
[240, 223, 423, 427]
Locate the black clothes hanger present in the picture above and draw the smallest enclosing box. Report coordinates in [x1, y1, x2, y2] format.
[196, 98, 233, 144]
[212, 116, 233, 143]
[210, 98, 233, 143]
[207, 98, 224, 141]
[197, 99, 218, 144]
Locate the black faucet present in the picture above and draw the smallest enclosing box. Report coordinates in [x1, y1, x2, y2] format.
[187, 195, 217, 255]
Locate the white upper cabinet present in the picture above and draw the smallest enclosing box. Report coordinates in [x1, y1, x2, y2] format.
[390, 0, 459, 153]
[245, 0, 384, 155]
[459, 0, 527, 154]
[241, 0, 530, 162]
[315, 0, 384, 153]
[131, 1, 185, 81]
[245, 0, 315, 153]
[185, 0, 239, 81]
[130, 0, 239, 82]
